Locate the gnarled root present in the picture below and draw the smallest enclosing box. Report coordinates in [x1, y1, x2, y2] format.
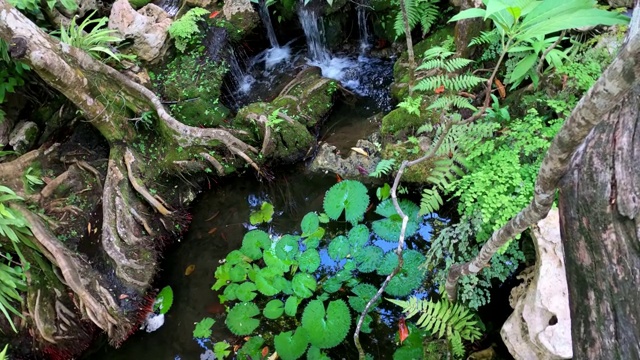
[124, 148, 172, 216]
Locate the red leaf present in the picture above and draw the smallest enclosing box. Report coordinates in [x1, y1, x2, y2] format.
[336, 173, 343, 183]
[261, 346, 269, 357]
[434, 85, 445, 94]
[398, 317, 409, 344]
[209, 10, 220, 19]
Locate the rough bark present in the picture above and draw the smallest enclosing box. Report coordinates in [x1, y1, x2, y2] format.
[558, 85, 640, 359]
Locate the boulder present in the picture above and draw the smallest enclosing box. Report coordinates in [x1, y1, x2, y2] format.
[9, 121, 39, 154]
[108, 0, 172, 62]
[222, 0, 253, 19]
[501, 209, 573, 360]
[608, 0, 633, 7]
[309, 139, 381, 178]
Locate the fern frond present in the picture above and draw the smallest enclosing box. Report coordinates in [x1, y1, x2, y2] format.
[369, 159, 396, 178]
[443, 58, 473, 73]
[414, 74, 484, 92]
[423, 46, 455, 60]
[394, 0, 440, 38]
[418, 0, 439, 36]
[427, 95, 477, 111]
[416, 58, 446, 71]
[469, 29, 500, 46]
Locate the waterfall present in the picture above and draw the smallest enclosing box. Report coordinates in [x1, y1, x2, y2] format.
[357, 3, 371, 53]
[258, 0, 280, 48]
[155, 0, 180, 16]
[299, 8, 331, 63]
[227, 48, 255, 95]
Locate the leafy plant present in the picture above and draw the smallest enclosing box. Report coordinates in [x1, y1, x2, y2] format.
[0, 344, 7, 360]
[168, 7, 210, 52]
[398, 96, 422, 116]
[193, 317, 215, 338]
[369, 159, 396, 178]
[153, 285, 173, 314]
[322, 180, 369, 224]
[388, 297, 483, 357]
[213, 341, 231, 359]
[52, 11, 126, 62]
[394, 0, 440, 38]
[250, 202, 274, 225]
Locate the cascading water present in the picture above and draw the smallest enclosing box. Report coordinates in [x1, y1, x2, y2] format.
[226, 48, 255, 96]
[155, 0, 180, 16]
[298, 8, 331, 63]
[255, 0, 292, 68]
[258, 0, 280, 49]
[357, 2, 371, 53]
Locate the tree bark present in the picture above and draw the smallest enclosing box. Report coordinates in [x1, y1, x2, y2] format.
[558, 85, 640, 359]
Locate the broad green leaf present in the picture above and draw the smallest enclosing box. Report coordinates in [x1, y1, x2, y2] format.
[236, 282, 257, 302]
[275, 235, 300, 261]
[226, 302, 260, 335]
[285, 295, 300, 316]
[372, 199, 420, 242]
[212, 263, 232, 291]
[327, 235, 350, 260]
[213, 342, 231, 360]
[240, 230, 271, 260]
[323, 180, 369, 224]
[449, 7, 486, 22]
[301, 212, 320, 235]
[250, 202, 274, 225]
[292, 273, 316, 298]
[237, 336, 265, 360]
[274, 328, 309, 360]
[348, 224, 369, 253]
[255, 269, 281, 296]
[154, 286, 173, 314]
[301, 300, 351, 349]
[508, 53, 537, 84]
[193, 317, 215, 338]
[353, 246, 384, 273]
[298, 249, 320, 273]
[263, 299, 285, 319]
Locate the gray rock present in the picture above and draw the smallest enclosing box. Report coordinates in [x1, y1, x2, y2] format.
[108, 0, 172, 62]
[9, 121, 39, 154]
[222, 0, 253, 19]
[309, 139, 380, 178]
[501, 209, 573, 360]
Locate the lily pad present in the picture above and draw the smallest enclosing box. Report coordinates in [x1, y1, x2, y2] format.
[226, 302, 260, 335]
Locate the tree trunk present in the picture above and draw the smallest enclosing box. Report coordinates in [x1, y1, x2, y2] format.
[558, 84, 640, 359]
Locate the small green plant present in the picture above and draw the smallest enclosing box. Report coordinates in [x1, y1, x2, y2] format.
[397, 95, 422, 116]
[369, 159, 396, 178]
[193, 317, 215, 338]
[153, 285, 174, 314]
[388, 297, 483, 358]
[266, 108, 284, 128]
[394, 0, 439, 38]
[0, 344, 8, 360]
[24, 167, 44, 188]
[249, 202, 274, 225]
[168, 8, 209, 53]
[52, 11, 127, 62]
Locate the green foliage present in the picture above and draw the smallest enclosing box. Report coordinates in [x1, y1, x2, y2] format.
[52, 11, 127, 62]
[394, 0, 440, 38]
[377, 250, 426, 296]
[264, 299, 285, 319]
[0, 345, 7, 360]
[371, 199, 420, 242]
[322, 180, 369, 224]
[398, 96, 422, 116]
[154, 286, 173, 314]
[226, 302, 260, 335]
[388, 297, 482, 357]
[274, 328, 309, 360]
[369, 159, 396, 178]
[193, 317, 215, 338]
[0, 40, 29, 104]
[237, 336, 265, 359]
[213, 341, 231, 359]
[9, 0, 76, 14]
[168, 7, 209, 52]
[250, 202, 275, 225]
[348, 283, 379, 313]
[301, 299, 351, 349]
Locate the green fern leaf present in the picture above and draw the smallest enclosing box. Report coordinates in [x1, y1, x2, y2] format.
[369, 159, 396, 178]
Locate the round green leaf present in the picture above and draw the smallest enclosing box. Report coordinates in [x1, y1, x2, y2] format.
[275, 235, 300, 261]
[263, 299, 285, 319]
[301, 212, 320, 235]
[226, 250, 252, 265]
[236, 282, 257, 302]
[379, 250, 426, 297]
[238, 336, 265, 360]
[292, 273, 317, 298]
[274, 328, 309, 360]
[229, 263, 248, 282]
[226, 302, 260, 335]
[354, 246, 384, 273]
[250, 202, 274, 225]
[301, 299, 351, 349]
[298, 249, 321, 273]
[285, 295, 300, 317]
[263, 249, 288, 274]
[274, 276, 293, 295]
[348, 283, 379, 312]
[328, 235, 350, 260]
[372, 199, 421, 242]
[255, 268, 280, 296]
[304, 227, 325, 249]
[307, 346, 331, 360]
[240, 230, 271, 260]
[154, 286, 173, 314]
[222, 283, 239, 302]
[348, 224, 370, 252]
[322, 276, 343, 294]
[323, 180, 370, 223]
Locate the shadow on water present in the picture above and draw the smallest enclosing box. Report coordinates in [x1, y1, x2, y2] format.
[88, 168, 449, 359]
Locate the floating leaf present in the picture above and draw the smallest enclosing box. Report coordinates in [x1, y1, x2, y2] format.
[237, 336, 265, 360]
[304, 227, 325, 249]
[263, 249, 288, 274]
[255, 267, 281, 296]
[301, 212, 320, 235]
[230, 263, 250, 283]
[193, 317, 215, 338]
[298, 249, 320, 273]
[302, 299, 351, 349]
[348, 283, 379, 313]
[222, 283, 239, 302]
[263, 299, 285, 319]
[240, 230, 271, 260]
[372, 199, 420, 242]
[213, 341, 231, 359]
[226, 250, 252, 265]
[275, 277, 293, 295]
[327, 236, 350, 260]
[226, 302, 260, 335]
[353, 246, 383, 273]
[360, 314, 373, 334]
[250, 202, 274, 225]
[318, 213, 330, 223]
[236, 282, 257, 302]
[185, 264, 195, 276]
[292, 273, 316, 298]
[307, 346, 331, 360]
[378, 250, 426, 296]
[274, 328, 309, 360]
[275, 235, 300, 261]
[348, 225, 369, 253]
[285, 296, 300, 317]
[323, 180, 370, 224]
[154, 286, 173, 314]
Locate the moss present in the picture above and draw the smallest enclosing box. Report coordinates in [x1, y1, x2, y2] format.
[225, 10, 259, 42]
[372, 10, 399, 43]
[157, 52, 230, 127]
[381, 105, 438, 139]
[382, 142, 438, 183]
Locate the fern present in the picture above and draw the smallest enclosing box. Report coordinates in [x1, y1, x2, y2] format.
[469, 29, 500, 46]
[387, 297, 483, 354]
[369, 159, 396, 178]
[428, 95, 477, 111]
[168, 7, 209, 52]
[394, 0, 439, 38]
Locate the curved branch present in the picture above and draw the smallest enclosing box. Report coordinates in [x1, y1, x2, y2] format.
[124, 148, 172, 216]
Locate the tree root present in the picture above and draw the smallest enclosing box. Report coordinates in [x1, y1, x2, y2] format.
[199, 152, 225, 176]
[124, 148, 172, 216]
[40, 167, 73, 199]
[15, 204, 130, 343]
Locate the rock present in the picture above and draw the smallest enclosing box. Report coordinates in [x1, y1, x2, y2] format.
[9, 121, 39, 154]
[184, 0, 212, 8]
[108, 0, 172, 62]
[58, 0, 97, 18]
[453, 0, 484, 59]
[309, 139, 381, 178]
[222, 0, 258, 41]
[501, 209, 573, 360]
[608, 0, 633, 7]
[222, 0, 252, 19]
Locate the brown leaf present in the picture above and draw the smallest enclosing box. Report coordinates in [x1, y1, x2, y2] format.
[494, 78, 506, 99]
[185, 264, 196, 276]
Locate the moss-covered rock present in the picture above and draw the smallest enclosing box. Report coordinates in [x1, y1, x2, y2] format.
[381, 101, 439, 139]
[382, 141, 442, 183]
[156, 52, 230, 127]
[322, 8, 349, 49]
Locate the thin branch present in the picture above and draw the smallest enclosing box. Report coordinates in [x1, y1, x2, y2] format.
[536, 31, 566, 77]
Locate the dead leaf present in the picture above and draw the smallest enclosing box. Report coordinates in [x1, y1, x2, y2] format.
[87, 222, 91, 234]
[119, 294, 129, 300]
[494, 78, 506, 99]
[398, 317, 409, 344]
[434, 84, 445, 94]
[261, 346, 269, 357]
[208, 227, 218, 235]
[185, 264, 196, 276]
[350, 147, 369, 157]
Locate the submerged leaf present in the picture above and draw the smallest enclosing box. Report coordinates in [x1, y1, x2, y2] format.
[184, 264, 196, 276]
[226, 302, 260, 335]
[302, 299, 351, 349]
[154, 286, 173, 314]
[378, 250, 426, 296]
[323, 180, 370, 223]
[193, 317, 215, 338]
[372, 199, 420, 242]
[353, 246, 383, 273]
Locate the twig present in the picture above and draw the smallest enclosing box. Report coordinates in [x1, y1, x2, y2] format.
[536, 30, 566, 77]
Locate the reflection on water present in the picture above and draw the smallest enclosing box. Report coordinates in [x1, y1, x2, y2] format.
[88, 169, 446, 359]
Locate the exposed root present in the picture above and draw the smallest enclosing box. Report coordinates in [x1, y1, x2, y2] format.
[40, 167, 73, 199]
[34, 290, 57, 344]
[277, 111, 295, 124]
[129, 206, 154, 236]
[279, 67, 317, 96]
[229, 146, 261, 173]
[73, 160, 103, 190]
[124, 148, 172, 216]
[199, 152, 225, 176]
[246, 114, 274, 157]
